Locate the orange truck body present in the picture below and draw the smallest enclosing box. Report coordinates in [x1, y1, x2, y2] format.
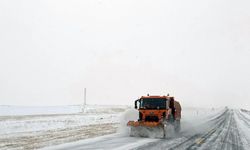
[127, 95, 181, 127]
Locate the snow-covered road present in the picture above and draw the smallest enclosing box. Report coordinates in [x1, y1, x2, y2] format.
[44, 109, 250, 150]
[1, 106, 250, 150]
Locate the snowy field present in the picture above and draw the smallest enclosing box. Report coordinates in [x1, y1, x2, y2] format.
[0, 105, 129, 150]
[0, 106, 250, 150]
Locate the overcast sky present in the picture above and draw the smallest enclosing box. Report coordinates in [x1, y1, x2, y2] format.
[0, 0, 250, 109]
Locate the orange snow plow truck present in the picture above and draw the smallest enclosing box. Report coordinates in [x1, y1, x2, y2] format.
[127, 95, 181, 138]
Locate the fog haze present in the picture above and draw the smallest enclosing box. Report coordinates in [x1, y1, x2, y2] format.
[0, 0, 250, 109]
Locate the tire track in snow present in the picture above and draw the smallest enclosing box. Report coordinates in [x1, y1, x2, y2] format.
[134, 109, 228, 150]
[134, 109, 244, 150]
[219, 110, 243, 150]
[171, 109, 228, 150]
[234, 110, 250, 149]
[196, 110, 244, 150]
[237, 110, 250, 127]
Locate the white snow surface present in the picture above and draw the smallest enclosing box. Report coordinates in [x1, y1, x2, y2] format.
[0, 105, 128, 135]
[1, 105, 250, 150]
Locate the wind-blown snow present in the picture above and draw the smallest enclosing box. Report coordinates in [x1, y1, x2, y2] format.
[117, 107, 225, 137]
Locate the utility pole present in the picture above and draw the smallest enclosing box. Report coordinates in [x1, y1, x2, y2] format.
[82, 88, 87, 113]
[84, 88, 87, 106]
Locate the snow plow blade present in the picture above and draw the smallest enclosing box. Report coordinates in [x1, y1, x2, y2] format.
[127, 121, 166, 138]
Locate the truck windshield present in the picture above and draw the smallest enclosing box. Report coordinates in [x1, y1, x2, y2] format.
[140, 98, 167, 109]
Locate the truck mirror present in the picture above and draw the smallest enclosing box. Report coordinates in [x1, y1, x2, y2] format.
[134, 100, 138, 109]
